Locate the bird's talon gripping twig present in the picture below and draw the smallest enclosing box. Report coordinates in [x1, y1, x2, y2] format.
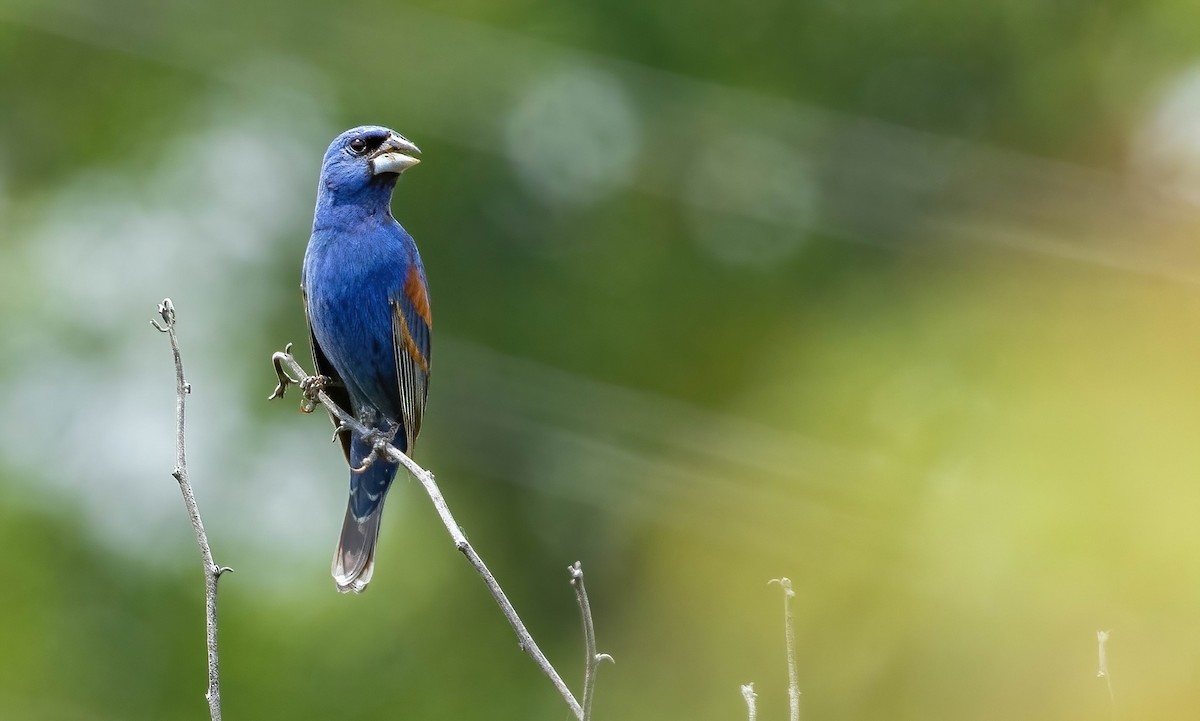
[331, 423, 352, 443]
[300, 374, 329, 397]
[349, 447, 379, 474]
[296, 374, 331, 414]
[373, 434, 393, 455]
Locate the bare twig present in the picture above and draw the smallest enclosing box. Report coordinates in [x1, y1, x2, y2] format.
[740, 683, 758, 721]
[1097, 630, 1115, 720]
[152, 299, 232, 721]
[270, 347, 585, 719]
[569, 562, 613, 721]
[769, 578, 800, 721]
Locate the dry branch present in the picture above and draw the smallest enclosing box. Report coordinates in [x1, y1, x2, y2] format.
[270, 345, 603, 720]
[152, 299, 231, 721]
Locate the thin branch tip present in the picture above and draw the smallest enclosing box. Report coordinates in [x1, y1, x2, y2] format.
[268, 347, 299, 400]
[152, 299, 226, 721]
[741, 683, 758, 721]
[770, 575, 800, 721]
[156, 298, 176, 326]
[569, 560, 607, 720]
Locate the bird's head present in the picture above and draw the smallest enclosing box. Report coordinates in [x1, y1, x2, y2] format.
[318, 125, 421, 202]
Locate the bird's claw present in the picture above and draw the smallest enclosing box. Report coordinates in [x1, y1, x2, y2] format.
[349, 446, 379, 474]
[299, 374, 331, 414]
[347, 429, 395, 473]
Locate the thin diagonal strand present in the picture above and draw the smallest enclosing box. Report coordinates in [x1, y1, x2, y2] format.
[272, 349, 584, 720]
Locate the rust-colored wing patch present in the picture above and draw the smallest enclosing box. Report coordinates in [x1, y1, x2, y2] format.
[404, 264, 432, 328]
[393, 303, 430, 374]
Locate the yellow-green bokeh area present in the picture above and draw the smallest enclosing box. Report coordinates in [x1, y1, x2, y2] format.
[618, 251, 1200, 720]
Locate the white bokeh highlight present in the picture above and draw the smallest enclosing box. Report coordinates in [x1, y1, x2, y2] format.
[1131, 64, 1200, 205]
[505, 66, 641, 208]
[0, 79, 350, 585]
[684, 131, 818, 269]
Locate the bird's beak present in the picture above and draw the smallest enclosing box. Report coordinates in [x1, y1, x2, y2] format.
[370, 133, 422, 175]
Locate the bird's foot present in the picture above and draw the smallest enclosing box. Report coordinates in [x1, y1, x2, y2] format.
[298, 374, 332, 414]
[349, 445, 379, 473]
[348, 428, 395, 473]
[384, 420, 402, 444]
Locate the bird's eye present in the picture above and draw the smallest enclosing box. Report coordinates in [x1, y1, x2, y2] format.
[348, 138, 369, 155]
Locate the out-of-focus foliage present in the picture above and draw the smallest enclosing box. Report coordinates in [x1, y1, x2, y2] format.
[3, 0, 1200, 719]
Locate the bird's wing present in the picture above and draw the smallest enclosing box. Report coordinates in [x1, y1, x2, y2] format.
[389, 263, 432, 453]
[303, 288, 354, 466]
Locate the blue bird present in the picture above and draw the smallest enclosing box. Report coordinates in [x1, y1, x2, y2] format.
[302, 126, 431, 593]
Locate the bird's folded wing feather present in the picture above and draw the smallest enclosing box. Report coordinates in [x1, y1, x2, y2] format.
[389, 266, 432, 452]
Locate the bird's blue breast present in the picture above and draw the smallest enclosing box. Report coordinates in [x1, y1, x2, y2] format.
[303, 219, 421, 427]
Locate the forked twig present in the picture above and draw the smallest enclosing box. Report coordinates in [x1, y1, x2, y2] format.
[569, 562, 613, 720]
[740, 683, 758, 721]
[152, 299, 232, 721]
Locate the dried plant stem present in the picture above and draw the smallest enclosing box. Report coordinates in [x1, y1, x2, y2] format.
[770, 577, 800, 721]
[569, 562, 613, 721]
[1097, 630, 1115, 721]
[740, 683, 758, 721]
[152, 299, 232, 721]
[271, 347, 586, 719]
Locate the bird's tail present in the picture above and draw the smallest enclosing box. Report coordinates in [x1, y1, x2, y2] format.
[332, 436, 399, 593]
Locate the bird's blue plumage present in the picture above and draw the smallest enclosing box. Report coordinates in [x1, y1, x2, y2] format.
[302, 125, 430, 593]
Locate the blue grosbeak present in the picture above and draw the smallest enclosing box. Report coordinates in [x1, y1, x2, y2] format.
[302, 126, 430, 593]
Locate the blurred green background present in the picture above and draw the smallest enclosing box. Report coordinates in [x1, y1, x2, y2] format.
[4, 0, 1200, 719]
